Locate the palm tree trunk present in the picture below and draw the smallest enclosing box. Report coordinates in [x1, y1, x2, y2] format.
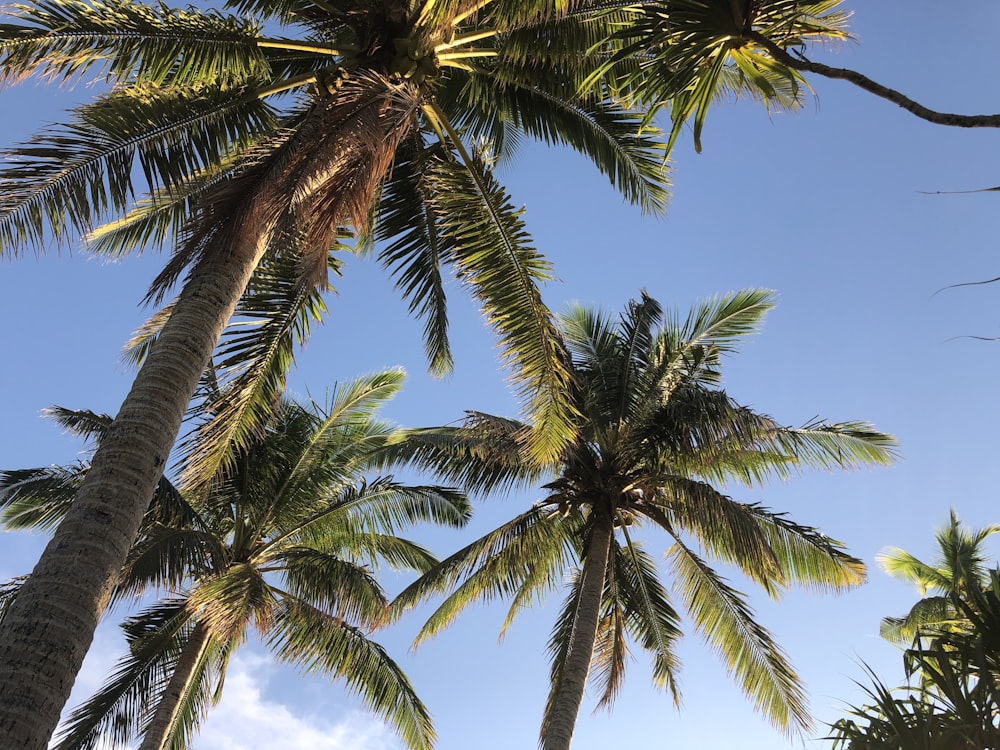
[541, 512, 614, 750]
[0, 203, 274, 750]
[139, 622, 212, 750]
[0, 78, 418, 750]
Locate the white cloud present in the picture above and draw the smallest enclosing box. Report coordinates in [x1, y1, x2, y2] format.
[195, 654, 405, 750]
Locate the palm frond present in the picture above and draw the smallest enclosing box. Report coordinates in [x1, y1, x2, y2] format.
[187, 563, 276, 642]
[373, 132, 454, 375]
[0, 0, 269, 87]
[0, 465, 86, 531]
[0, 82, 277, 252]
[667, 540, 810, 732]
[417, 144, 576, 462]
[0, 576, 27, 621]
[747, 505, 866, 594]
[267, 599, 435, 750]
[378, 415, 545, 496]
[177, 251, 335, 493]
[396, 506, 572, 641]
[452, 73, 670, 213]
[612, 531, 683, 700]
[276, 548, 389, 627]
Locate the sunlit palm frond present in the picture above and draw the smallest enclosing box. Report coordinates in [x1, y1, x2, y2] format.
[651, 477, 782, 588]
[113, 527, 220, 605]
[746, 505, 865, 594]
[379, 415, 545, 496]
[373, 133, 455, 375]
[452, 74, 670, 213]
[612, 533, 682, 700]
[0, 465, 86, 531]
[0, 576, 27, 621]
[0, 82, 277, 253]
[667, 540, 809, 732]
[0, 0, 269, 87]
[542, 562, 588, 740]
[879, 597, 958, 646]
[275, 548, 389, 627]
[396, 506, 571, 640]
[415, 142, 576, 462]
[188, 563, 276, 642]
[764, 418, 897, 471]
[595, 0, 851, 152]
[250, 373, 403, 517]
[267, 599, 435, 750]
[177, 252, 335, 493]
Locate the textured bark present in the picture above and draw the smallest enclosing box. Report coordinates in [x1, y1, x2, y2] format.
[0, 78, 418, 749]
[0, 204, 272, 750]
[138, 622, 212, 750]
[541, 513, 614, 750]
[750, 32, 1000, 128]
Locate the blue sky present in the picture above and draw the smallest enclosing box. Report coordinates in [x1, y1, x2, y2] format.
[3, 2, 1000, 749]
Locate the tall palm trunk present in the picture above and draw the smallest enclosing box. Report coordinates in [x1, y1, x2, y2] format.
[138, 622, 213, 750]
[0, 77, 418, 750]
[542, 511, 614, 750]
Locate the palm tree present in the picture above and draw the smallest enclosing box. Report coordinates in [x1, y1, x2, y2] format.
[0, 0, 672, 741]
[384, 289, 896, 750]
[0, 370, 470, 750]
[877, 510, 1000, 645]
[829, 555, 1000, 749]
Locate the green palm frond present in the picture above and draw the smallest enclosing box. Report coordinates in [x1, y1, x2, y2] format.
[177, 252, 335, 492]
[273, 481, 469, 554]
[0, 576, 27, 621]
[667, 540, 809, 732]
[765, 418, 897, 471]
[0, 465, 86, 531]
[41, 406, 114, 443]
[878, 550, 953, 597]
[188, 563, 276, 641]
[747, 505, 866, 594]
[590, 556, 633, 711]
[113, 527, 219, 604]
[86, 159, 240, 260]
[879, 597, 958, 646]
[276, 548, 389, 627]
[876, 511, 1000, 646]
[0, 82, 276, 252]
[259, 372, 404, 509]
[396, 506, 572, 640]
[0, 0, 269, 87]
[543, 561, 590, 737]
[652, 477, 783, 588]
[452, 74, 670, 213]
[414, 141, 576, 462]
[612, 532, 682, 700]
[373, 134, 454, 375]
[267, 599, 435, 750]
[379, 415, 545, 496]
[594, 0, 851, 152]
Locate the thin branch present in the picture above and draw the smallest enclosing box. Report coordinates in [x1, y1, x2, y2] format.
[749, 32, 1000, 128]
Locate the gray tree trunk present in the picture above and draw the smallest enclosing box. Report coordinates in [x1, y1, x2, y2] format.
[541, 512, 614, 750]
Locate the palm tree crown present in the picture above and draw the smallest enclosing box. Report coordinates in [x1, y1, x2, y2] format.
[1, 371, 470, 750]
[877, 510, 1000, 645]
[385, 289, 896, 750]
